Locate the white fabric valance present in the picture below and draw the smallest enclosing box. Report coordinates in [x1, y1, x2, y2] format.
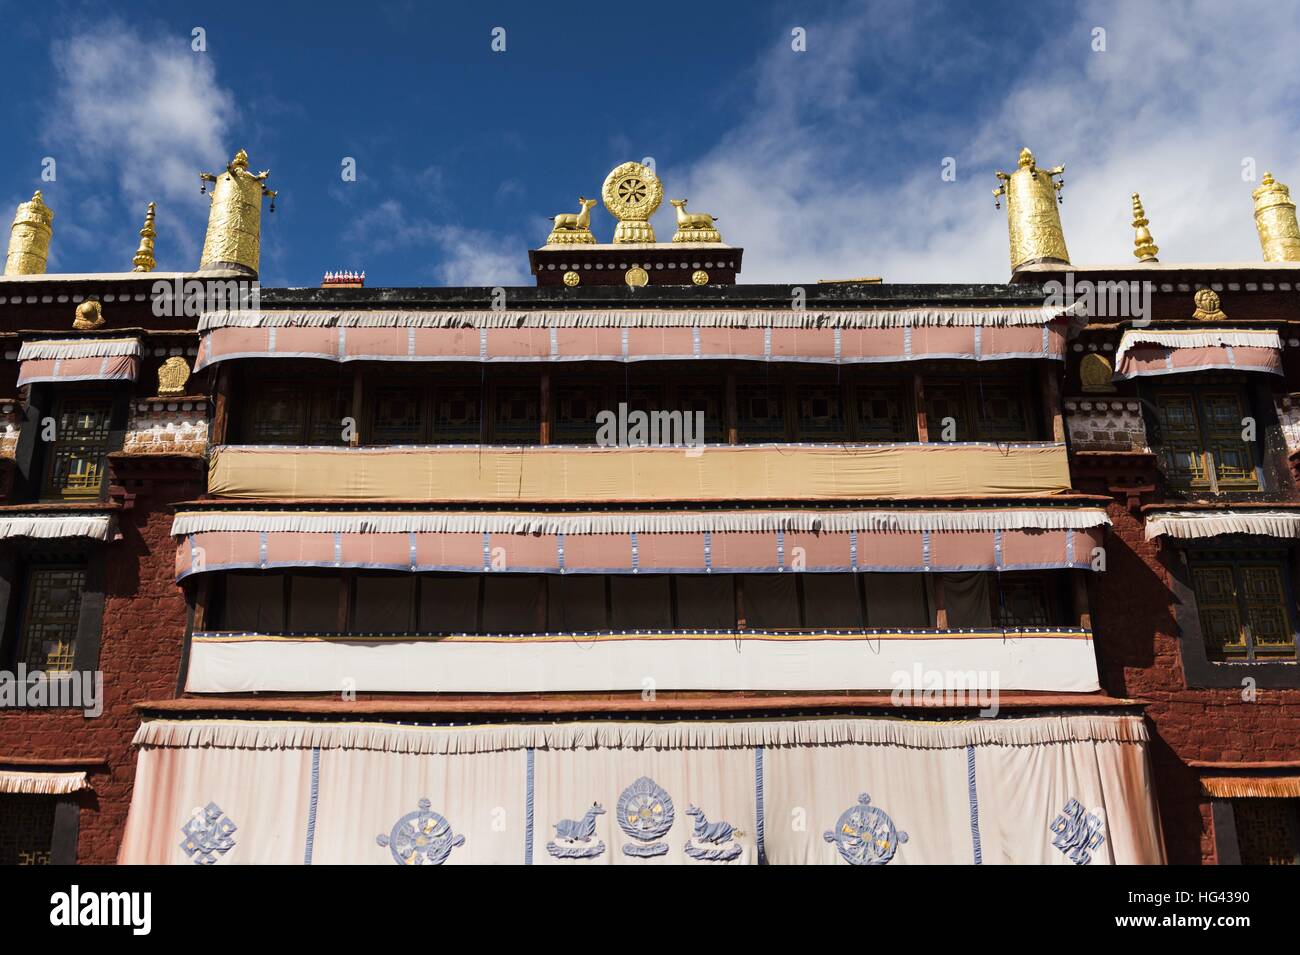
[134, 713, 1145, 756]
[1145, 510, 1300, 541]
[171, 506, 1110, 538]
[0, 514, 114, 541]
[0, 769, 88, 795]
[17, 338, 142, 360]
[199, 303, 1082, 332]
[1114, 328, 1282, 366]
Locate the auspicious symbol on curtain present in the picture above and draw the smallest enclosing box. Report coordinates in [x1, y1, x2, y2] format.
[683, 804, 744, 862]
[823, 793, 908, 866]
[376, 798, 466, 866]
[1049, 798, 1105, 865]
[546, 802, 607, 860]
[179, 802, 237, 865]
[617, 777, 675, 858]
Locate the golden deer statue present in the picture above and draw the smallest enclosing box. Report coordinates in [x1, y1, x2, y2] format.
[547, 197, 598, 244]
[669, 198, 721, 242]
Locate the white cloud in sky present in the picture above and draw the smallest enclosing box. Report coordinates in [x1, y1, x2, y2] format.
[673, 0, 1300, 283]
[43, 21, 236, 270]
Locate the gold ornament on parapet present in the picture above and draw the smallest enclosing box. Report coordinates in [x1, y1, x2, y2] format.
[4, 190, 54, 276]
[547, 198, 597, 245]
[199, 149, 276, 275]
[73, 300, 104, 330]
[563, 270, 581, 287]
[132, 202, 157, 272]
[1130, 193, 1158, 262]
[603, 162, 662, 244]
[691, 270, 709, 285]
[1192, 288, 1226, 322]
[1079, 353, 1115, 393]
[624, 266, 649, 287]
[157, 357, 191, 397]
[993, 147, 1069, 271]
[1251, 172, 1300, 262]
[669, 199, 721, 243]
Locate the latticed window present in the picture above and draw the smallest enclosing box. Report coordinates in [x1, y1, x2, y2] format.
[795, 382, 846, 440]
[246, 382, 348, 445]
[1153, 388, 1258, 492]
[19, 565, 85, 673]
[42, 396, 112, 500]
[370, 384, 424, 444]
[993, 577, 1052, 628]
[675, 380, 724, 443]
[1190, 557, 1296, 661]
[855, 381, 913, 441]
[554, 382, 605, 444]
[1234, 799, 1300, 865]
[0, 795, 55, 865]
[926, 377, 1033, 442]
[738, 379, 786, 440]
[432, 384, 480, 443]
[492, 385, 540, 444]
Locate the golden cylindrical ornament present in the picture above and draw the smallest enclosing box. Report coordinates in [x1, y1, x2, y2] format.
[5, 191, 54, 275]
[1252, 172, 1300, 262]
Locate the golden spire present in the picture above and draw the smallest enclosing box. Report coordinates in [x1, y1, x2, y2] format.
[993, 147, 1070, 272]
[4, 190, 55, 275]
[132, 202, 157, 272]
[1130, 192, 1159, 262]
[198, 149, 277, 275]
[1251, 171, 1300, 262]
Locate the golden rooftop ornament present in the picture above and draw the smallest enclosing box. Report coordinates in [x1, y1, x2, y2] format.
[669, 199, 721, 243]
[547, 198, 597, 245]
[4, 190, 55, 276]
[132, 202, 157, 272]
[1130, 193, 1158, 262]
[198, 149, 276, 276]
[993, 147, 1069, 272]
[1251, 171, 1300, 262]
[603, 162, 662, 243]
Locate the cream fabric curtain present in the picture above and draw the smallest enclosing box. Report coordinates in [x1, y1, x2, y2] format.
[119, 715, 1164, 865]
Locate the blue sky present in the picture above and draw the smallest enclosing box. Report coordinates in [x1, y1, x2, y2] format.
[3, 0, 1299, 286]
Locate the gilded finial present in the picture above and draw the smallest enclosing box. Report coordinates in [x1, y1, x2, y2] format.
[1130, 193, 1159, 262]
[4, 190, 55, 276]
[1251, 171, 1300, 262]
[198, 149, 277, 275]
[132, 202, 157, 272]
[993, 146, 1069, 272]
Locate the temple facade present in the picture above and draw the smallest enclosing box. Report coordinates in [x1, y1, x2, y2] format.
[0, 152, 1294, 865]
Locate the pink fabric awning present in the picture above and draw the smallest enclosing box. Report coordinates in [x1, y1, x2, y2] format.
[171, 507, 1109, 579]
[193, 307, 1073, 368]
[16, 338, 141, 386]
[1113, 328, 1282, 380]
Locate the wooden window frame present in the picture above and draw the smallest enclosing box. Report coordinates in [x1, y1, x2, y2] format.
[1187, 551, 1298, 662]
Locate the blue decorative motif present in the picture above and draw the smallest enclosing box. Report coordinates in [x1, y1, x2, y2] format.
[376, 798, 466, 865]
[617, 776, 674, 858]
[179, 802, 237, 865]
[683, 804, 744, 862]
[546, 802, 607, 860]
[1049, 798, 1105, 865]
[823, 793, 908, 865]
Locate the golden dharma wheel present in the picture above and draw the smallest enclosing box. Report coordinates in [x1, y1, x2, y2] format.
[562, 270, 580, 287]
[624, 266, 649, 287]
[691, 270, 709, 286]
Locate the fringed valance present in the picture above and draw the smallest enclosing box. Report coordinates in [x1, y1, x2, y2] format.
[199, 304, 1083, 332]
[171, 506, 1110, 537]
[1200, 775, 1300, 798]
[0, 514, 114, 541]
[1114, 328, 1282, 380]
[1145, 510, 1300, 541]
[16, 337, 141, 386]
[133, 714, 1146, 756]
[0, 769, 88, 795]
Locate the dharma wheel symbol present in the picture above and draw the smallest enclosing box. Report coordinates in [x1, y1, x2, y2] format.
[376, 797, 465, 865]
[617, 178, 648, 205]
[602, 161, 663, 223]
[823, 793, 908, 865]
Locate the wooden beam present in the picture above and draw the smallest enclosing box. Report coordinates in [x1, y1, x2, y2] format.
[725, 370, 739, 445]
[539, 369, 552, 445]
[349, 366, 364, 447]
[913, 371, 929, 442]
[932, 574, 948, 629]
[210, 365, 232, 445]
[1071, 569, 1093, 630]
[734, 575, 747, 629]
[1041, 363, 1066, 443]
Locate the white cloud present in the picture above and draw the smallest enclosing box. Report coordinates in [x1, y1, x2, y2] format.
[43, 21, 238, 269]
[432, 228, 532, 286]
[672, 0, 1300, 283]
